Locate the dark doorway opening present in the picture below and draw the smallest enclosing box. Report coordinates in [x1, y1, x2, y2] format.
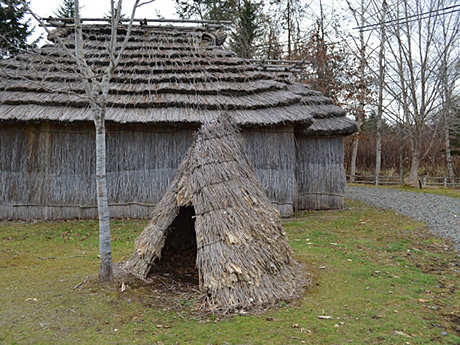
[148, 206, 198, 286]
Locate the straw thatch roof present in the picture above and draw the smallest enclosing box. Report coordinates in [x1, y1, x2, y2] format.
[124, 114, 303, 308]
[286, 83, 358, 136]
[0, 22, 353, 133]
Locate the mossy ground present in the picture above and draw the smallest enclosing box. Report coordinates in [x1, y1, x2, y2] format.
[0, 200, 458, 344]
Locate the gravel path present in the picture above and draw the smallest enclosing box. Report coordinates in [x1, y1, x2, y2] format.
[345, 186, 460, 251]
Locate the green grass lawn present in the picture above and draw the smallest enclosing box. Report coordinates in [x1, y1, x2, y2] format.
[0, 200, 459, 345]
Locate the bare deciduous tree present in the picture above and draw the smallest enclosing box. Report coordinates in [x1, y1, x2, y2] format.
[345, 0, 374, 183]
[26, 0, 155, 281]
[374, 0, 387, 185]
[437, 6, 460, 183]
[384, 0, 459, 185]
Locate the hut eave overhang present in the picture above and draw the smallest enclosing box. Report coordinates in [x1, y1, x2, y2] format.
[0, 104, 315, 127]
[298, 116, 358, 137]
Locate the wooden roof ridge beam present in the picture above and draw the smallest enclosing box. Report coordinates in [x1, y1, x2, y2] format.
[41, 17, 232, 28]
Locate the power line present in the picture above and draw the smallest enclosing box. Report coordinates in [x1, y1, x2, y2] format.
[362, 8, 460, 33]
[353, 4, 460, 32]
[355, 3, 460, 30]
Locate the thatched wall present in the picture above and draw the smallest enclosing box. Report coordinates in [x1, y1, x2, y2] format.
[244, 126, 295, 218]
[0, 121, 298, 220]
[0, 121, 195, 220]
[295, 136, 345, 210]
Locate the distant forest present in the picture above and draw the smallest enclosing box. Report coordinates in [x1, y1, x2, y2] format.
[344, 114, 460, 178]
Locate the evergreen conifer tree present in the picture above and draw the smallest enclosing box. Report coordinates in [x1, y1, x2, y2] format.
[229, 0, 261, 59]
[54, 0, 75, 18]
[0, 0, 35, 58]
[175, 0, 237, 21]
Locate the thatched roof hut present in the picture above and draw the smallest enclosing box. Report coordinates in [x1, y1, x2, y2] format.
[125, 114, 302, 307]
[0, 21, 356, 220]
[0, 24, 316, 124]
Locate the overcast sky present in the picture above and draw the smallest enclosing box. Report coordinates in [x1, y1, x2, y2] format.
[30, 0, 346, 25]
[28, 0, 179, 43]
[28, 0, 354, 44]
[30, 0, 178, 18]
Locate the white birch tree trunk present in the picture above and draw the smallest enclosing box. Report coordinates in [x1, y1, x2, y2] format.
[399, 131, 404, 185]
[25, 0, 155, 282]
[346, 0, 367, 184]
[73, 0, 114, 282]
[375, 0, 386, 186]
[95, 116, 112, 281]
[408, 147, 421, 186]
[72, 0, 153, 281]
[375, 121, 382, 185]
[349, 132, 359, 183]
[445, 125, 455, 183]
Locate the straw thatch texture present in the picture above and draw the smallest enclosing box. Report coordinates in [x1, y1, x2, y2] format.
[0, 24, 317, 127]
[287, 83, 357, 136]
[0, 24, 353, 129]
[0, 120, 296, 219]
[125, 115, 302, 308]
[244, 127, 295, 217]
[295, 136, 346, 210]
[304, 117, 358, 136]
[0, 121, 195, 220]
[0, 23, 356, 219]
[284, 82, 354, 210]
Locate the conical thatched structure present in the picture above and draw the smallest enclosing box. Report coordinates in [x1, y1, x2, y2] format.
[125, 114, 301, 308]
